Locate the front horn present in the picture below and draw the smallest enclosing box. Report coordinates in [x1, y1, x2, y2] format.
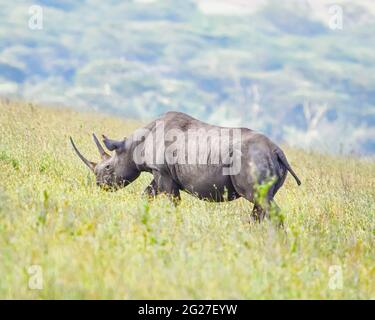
[92, 133, 110, 160]
[70, 137, 96, 171]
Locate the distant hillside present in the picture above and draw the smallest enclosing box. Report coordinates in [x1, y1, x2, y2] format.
[0, 0, 374, 154]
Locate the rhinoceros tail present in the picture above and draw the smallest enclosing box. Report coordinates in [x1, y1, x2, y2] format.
[274, 148, 301, 186]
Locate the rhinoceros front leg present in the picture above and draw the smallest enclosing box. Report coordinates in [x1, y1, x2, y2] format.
[152, 170, 181, 205]
[142, 179, 158, 198]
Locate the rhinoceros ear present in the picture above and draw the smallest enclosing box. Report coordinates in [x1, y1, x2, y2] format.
[102, 135, 126, 152]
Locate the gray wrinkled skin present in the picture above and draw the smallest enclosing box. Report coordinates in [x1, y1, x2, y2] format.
[71, 111, 301, 222]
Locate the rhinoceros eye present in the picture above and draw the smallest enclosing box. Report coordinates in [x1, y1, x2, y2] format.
[105, 164, 111, 171]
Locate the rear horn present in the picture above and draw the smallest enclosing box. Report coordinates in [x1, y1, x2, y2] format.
[92, 133, 110, 160]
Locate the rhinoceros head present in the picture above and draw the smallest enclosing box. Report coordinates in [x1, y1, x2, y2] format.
[70, 133, 139, 190]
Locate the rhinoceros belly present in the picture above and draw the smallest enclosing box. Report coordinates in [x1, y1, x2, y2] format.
[172, 164, 240, 202]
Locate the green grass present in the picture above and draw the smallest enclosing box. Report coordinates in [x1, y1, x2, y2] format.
[0, 99, 374, 299]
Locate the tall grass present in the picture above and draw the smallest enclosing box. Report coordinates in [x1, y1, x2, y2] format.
[0, 99, 374, 299]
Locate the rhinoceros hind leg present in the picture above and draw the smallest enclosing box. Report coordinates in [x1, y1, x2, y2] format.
[251, 203, 268, 222]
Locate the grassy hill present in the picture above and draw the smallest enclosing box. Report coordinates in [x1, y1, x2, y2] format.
[0, 99, 374, 299]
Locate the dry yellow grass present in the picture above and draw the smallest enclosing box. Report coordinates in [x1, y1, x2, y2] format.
[0, 99, 374, 299]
